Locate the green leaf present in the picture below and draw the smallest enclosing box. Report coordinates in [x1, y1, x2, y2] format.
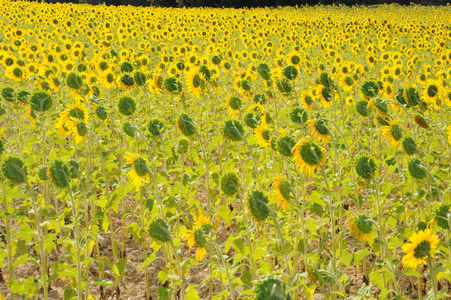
[157, 286, 173, 300]
[91, 278, 115, 287]
[354, 248, 371, 267]
[139, 252, 157, 271]
[186, 286, 200, 300]
[117, 258, 127, 276]
[158, 270, 169, 284]
[340, 250, 353, 268]
[404, 269, 422, 277]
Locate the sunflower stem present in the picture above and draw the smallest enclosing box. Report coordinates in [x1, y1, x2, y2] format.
[1, 180, 14, 300]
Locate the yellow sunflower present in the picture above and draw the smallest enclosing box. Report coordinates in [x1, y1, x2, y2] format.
[224, 96, 241, 116]
[183, 216, 212, 261]
[381, 120, 403, 148]
[55, 102, 89, 137]
[272, 176, 292, 211]
[349, 215, 373, 242]
[402, 229, 439, 269]
[307, 118, 331, 143]
[292, 136, 326, 177]
[422, 79, 442, 110]
[254, 124, 271, 148]
[124, 152, 150, 190]
[185, 67, 205, 98]
[66, 117, 88, 145]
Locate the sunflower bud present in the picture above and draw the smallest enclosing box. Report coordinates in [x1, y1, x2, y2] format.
[356, 100, 370, 117]
[177, 114, 197, 137]
[435, 204, 451, 230]
[50, 160, 70, 188]
[30, 91, 52, 112]
[148, 119, 164, 137]
[408, 158, 427, 179]
[361, 81, 379, 98]
[255, 276, 289, 300]
[176, 138, 189, 155]
[66, 72, 83, 90]
[355, 155, 376, 180]
[96, 106, 108, 120]
[117, 96, 136, 116]
[277, 135, 295, 157]
[222, 120, 245, 142]
[220, 172, 239, 196]
[402, 137, 417, 155]
[290, 107, 307, 125]
[149, 218, 171, 243]
[1, 87, 15, 102]
[248, 190, 269, 222]
[2, 156, 27, 183]
[123, 122, 136, 137]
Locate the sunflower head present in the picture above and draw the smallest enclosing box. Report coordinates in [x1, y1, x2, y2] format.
[149, 218, 171, 243]
[148, 119, 165, 137]
[361, 81, 379, 98]
[413, 115, 429, 129]
[50, 160, 70, 188]
[356, 100, 370, 117]
[96, 106, 108, 120]
[404, 87, 421, 107]
[408, 158, 427, 180]
[123, 122, 136, 137]
[349, 215, 373, 241]
[402, 229, 439, 269]
[163, 77, 182, 94]
[290, 107, 307, 125]
[66, 72, 83, 90]
[117, 96, 136, 116]
[257, 63, 271, 80]
[283, 65, 298, 81]
[177, 114, 197, 137]
[222, 120, 245, 142]
[434, 204, 451, 230]
[292, 136, 326, 177]
[220, 172, 239, 196]
[30, 91, 52, 112]
[2, 156, 27, 184]
[1, 87, 15, 102]
[277, 135, 296, 157]
[402, 137, 417, 156]
[355, 154, 376, 180]
[308, 118, 331, 143]
[134, 71, 147, 87]
[273, 176, 292, 211]
[248, 190, 270, 222]
[254, 276, 289, 300]
[176, 138, 189, 155]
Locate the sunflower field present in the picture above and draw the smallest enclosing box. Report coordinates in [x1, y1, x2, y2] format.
[1, 1, 451, 299]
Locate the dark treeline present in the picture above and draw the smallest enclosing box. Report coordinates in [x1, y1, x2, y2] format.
[40, 0, 449, 8]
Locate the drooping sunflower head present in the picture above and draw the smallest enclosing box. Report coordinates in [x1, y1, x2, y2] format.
[2, 156, 27, 184]
[381, 120, 403, 148]
[254, 124, 272, 148]
[248, 190, 270, 223]
[124, 152, 150, 190]
[355, 154, 376, 180]
[402, 229, 439, 269]
[177, 114, 197, 137]
[402, 137, 417, 156]
[292, 136, 326, 177]
[149, 218, 171, 243]
[223, 120, 245, 142]
[254, 276, 289, 300]
[220, 172, 240, 196]
[277, 135, 296, 158]
[408, 158, 427, 180]
[361, 80, 379, 98]
[413, 114, 429, 129]
[435, 204, 451, 230]
[308, 118, 331, 143]
[225, 96, 242, 116]
[356, 100, 370, 117]
[273, 176, 292, 211]
[349, 214, 373, 241]
[290, 107, 307, 125]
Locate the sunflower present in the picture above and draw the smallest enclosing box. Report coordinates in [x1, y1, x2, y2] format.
[402, 229, 439, 269]
[224, 96, 241, 116]
[55, 102, 89, 137]
[101, 71, 116, 89]
[185, 67, 205, 98]
[300, 91, 314, 111]
[183, 216, 212, 261]
[349, 215, 373, 242]
[124, 152, 150, 190]
[308, 118, 331, 143]
[422, 79, 442, 109]
[272, 176, 292, 211]
[66, 117, 88, 144]
[381, 120, 403, 148]
[292, 136, 326, 177]
[254, 124, 271, 148]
